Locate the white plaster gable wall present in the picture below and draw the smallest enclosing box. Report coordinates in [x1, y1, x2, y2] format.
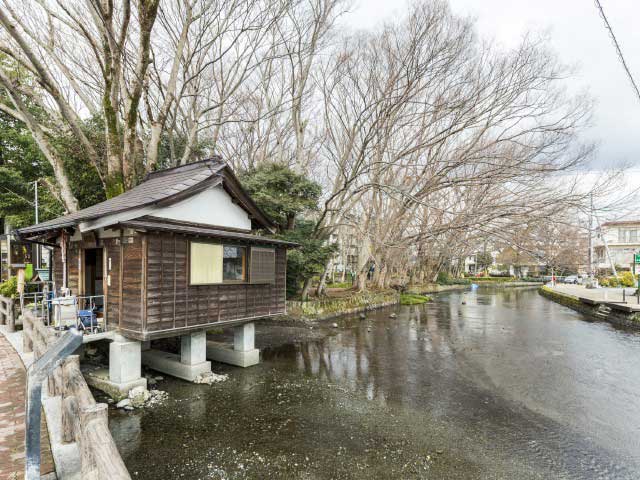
[149, 185, 252, 230]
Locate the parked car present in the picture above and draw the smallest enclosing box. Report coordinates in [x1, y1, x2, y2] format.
[563, 275, 579, 284]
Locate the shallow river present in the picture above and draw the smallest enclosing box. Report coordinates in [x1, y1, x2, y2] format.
[109, 287, 640, 479]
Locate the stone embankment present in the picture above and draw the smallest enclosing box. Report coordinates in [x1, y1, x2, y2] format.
[287, 290, 400, 320]
[539, 285, 640, 329]
[409, 281, 543, 295]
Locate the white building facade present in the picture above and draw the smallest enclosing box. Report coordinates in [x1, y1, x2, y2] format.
[594, 220, 640, 272]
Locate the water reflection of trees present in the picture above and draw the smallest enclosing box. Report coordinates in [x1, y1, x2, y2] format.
[291, 304, 464, 407]
[264, 291, 552, 412]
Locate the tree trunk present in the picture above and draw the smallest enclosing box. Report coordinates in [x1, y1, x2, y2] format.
[355, 269, 368, 292]
[300, 277, 313, 301]
[0, 70, 79, 212]
[316, 261, 332, 297]
[375, 265, 387, 289]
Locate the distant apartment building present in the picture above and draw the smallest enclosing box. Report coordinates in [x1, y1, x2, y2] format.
[463, 253, 485, 275]
[495, 246, 546, 277]
[329, 231, 360, 275]
[327, 220, 370, 282]
[594, 220, 640, 272]
[463, 250, 501, 275]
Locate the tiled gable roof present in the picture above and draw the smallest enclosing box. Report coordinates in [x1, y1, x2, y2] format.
[18, 158, 269, 236]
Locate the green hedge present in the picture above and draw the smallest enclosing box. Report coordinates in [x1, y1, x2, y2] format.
[599, 271, 638, 288]
[0, 277, 17, 298]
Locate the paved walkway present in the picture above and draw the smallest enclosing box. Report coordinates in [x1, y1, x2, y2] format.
[551, 284, 640, 310]
[0, 334, 54, 480]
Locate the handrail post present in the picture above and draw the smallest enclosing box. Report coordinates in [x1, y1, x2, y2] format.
[23, 313, 33, 353]
[25, 329, 83, 480]
[8, 298, 15, 331]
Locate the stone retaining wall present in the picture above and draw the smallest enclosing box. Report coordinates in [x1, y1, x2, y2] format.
[287, 291, 400, 321]
[409, 281, 543, 294]
[538, 286, 640, 330]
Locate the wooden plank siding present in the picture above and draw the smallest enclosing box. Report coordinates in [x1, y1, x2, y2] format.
[53, 247, 63, 291]
[145, 233, 286, 337]
[67, 243, 80, 294]
[103, 239, 121, 331]
[52, 231, 287, 340]
[120, 237, 144, 334]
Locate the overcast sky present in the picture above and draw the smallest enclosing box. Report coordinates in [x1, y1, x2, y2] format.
[341, 0, 640, 171]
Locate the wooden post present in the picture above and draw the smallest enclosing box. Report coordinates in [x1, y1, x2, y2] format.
[48, 363, 63, 398]
[0, 296, 15, 331]
[62, 395, 79, 444]
[47, 373, 56, 397]
[62, 356, 93, 406]
[6, 298, 14, 332]
[80, 402, 130, 480]
[61, 356, 80, 444]
[23, 312, 33, 353]
[79, 403, 108, 479]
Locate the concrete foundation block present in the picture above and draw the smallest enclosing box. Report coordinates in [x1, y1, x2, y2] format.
[142, 349, 211, 382]
[85, 368, 147, 402]
[234, 323, 255, 352]
[206, 341, 260, 368]
[181, 331, 207, 365]
[109, 336, 142, 384]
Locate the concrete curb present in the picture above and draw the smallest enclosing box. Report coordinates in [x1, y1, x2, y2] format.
[538, 286, 640, 330]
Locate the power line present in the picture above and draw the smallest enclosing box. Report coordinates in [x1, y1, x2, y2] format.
[0, 183, 60, 217]
[594, 0, 640, 103]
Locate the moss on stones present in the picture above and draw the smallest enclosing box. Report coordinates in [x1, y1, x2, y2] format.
[400, 293, 432, 305]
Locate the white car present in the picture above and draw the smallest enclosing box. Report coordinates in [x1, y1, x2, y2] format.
[563, 275, 579, 284]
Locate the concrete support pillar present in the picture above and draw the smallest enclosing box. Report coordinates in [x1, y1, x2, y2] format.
[206, 322, 260, 368]
[109, 335, 142, 384]
[84, 334, 147, 401]
[181, 331, 207, 365]
[234, 322, 255, 352]
[141, 331, 211, 382]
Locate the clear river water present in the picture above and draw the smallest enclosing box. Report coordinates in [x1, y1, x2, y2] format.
[108, 287, 640, 479]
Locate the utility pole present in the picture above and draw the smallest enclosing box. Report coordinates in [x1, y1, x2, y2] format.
[588, 194, 594, 280]
[34, 180, 39, 224]
[34, 180, 40, 269]
[594, 211, 617, 277]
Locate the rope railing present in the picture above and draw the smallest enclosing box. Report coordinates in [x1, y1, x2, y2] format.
[22, 311, 131, 480]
